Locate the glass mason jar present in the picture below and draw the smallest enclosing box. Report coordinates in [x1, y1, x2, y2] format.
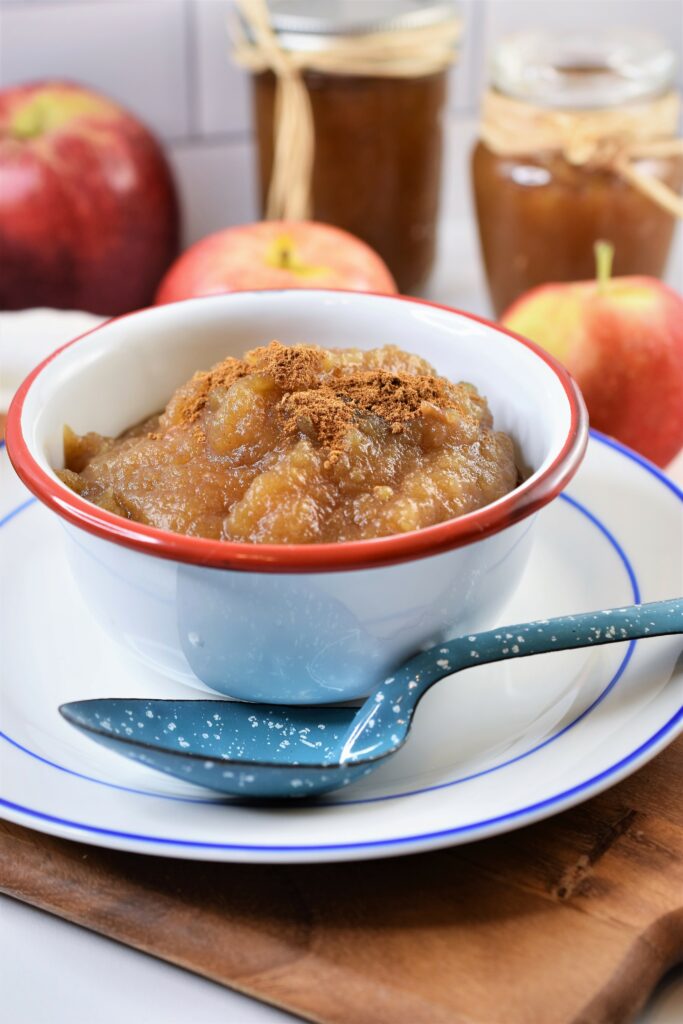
[471, 32, 683, 316]
[246, 0, 459, 294]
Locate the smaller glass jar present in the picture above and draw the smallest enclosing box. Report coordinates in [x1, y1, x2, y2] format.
[245, 0, 459, 294]
[471, 32, 683, 316]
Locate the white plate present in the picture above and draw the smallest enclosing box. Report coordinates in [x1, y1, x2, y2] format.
[1, 433, 681, 863]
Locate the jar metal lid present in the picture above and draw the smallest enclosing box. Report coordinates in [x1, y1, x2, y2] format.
[491, 30, 677, 109]
[247, 0, 459, 51]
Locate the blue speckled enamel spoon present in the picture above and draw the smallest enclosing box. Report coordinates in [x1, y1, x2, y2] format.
[60, 598, 682, 800]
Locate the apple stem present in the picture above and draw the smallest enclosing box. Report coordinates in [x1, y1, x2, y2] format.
[594, 240, 614, 294]
[279, 246, 292, 269]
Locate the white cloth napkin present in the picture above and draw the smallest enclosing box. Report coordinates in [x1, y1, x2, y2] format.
[0, 308, 105, 411]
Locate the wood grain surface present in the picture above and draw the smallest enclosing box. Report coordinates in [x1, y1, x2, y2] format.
[1, 735, 682, 1024]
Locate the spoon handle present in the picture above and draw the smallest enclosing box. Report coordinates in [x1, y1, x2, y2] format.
[385, 598, 683, 705]
[453, 597, 683, 667]
[344, 599, 682, 764]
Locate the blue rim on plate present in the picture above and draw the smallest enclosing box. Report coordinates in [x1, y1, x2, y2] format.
[0, 431, 681, 852]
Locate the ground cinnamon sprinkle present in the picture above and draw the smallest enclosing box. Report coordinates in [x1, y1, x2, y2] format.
[173, 340, 458, 460]
[279, 369, 454, 459]
[174, 357, 250, 424]
[249, 340, 324, 390]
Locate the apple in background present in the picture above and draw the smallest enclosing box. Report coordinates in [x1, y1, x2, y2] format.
[155, 221, 397, 304]
[503, 243, 683, 467]
[0, 81, 179, 315]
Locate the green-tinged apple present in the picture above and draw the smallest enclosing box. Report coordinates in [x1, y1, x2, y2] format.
[155, 221, 397, 303]
[0, 81, 178, 315]
[503, 243, 683, 467]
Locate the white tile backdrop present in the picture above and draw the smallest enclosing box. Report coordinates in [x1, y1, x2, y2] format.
[1, 0, 681, 247]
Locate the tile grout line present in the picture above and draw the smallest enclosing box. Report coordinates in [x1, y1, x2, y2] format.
[166, 128, 255, 149]
[468, 0, 487, 117]
[183, 0, 200, 138]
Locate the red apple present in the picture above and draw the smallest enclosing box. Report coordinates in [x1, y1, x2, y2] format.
[503, 244, 683, 467]
[0, 81, 179, 315]
[155, 220, 397, 303]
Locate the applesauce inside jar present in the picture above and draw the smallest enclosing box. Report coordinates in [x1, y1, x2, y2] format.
[59, 342, 518, 544]
[243, 0, 459, 294]
[472, 32, 683, 316]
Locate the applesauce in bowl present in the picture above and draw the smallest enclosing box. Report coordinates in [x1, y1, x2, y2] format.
[6, 290, 586, 702]
[58, 341, 519, 544]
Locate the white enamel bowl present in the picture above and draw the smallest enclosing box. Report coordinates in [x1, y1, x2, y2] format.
[6, 290, 587, 703]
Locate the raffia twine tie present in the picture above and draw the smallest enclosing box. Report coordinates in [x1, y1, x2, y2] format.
[480, 88, 683, 218]
[233, 0, 461, 220]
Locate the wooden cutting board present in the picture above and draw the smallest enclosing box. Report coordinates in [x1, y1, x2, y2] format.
[1, 735, 682, 1024]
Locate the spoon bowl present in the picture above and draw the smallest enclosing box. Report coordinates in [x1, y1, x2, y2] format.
[61, 599, 683, 800]
[61, 700, 365, 798]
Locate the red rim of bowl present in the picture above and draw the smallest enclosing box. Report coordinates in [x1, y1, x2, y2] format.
[6, 291, 588, 574]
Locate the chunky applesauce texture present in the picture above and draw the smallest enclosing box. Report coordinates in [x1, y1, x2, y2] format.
[59, 342, 518, 544]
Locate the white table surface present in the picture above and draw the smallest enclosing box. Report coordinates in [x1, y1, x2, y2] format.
[2, 220, 682, 1024]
